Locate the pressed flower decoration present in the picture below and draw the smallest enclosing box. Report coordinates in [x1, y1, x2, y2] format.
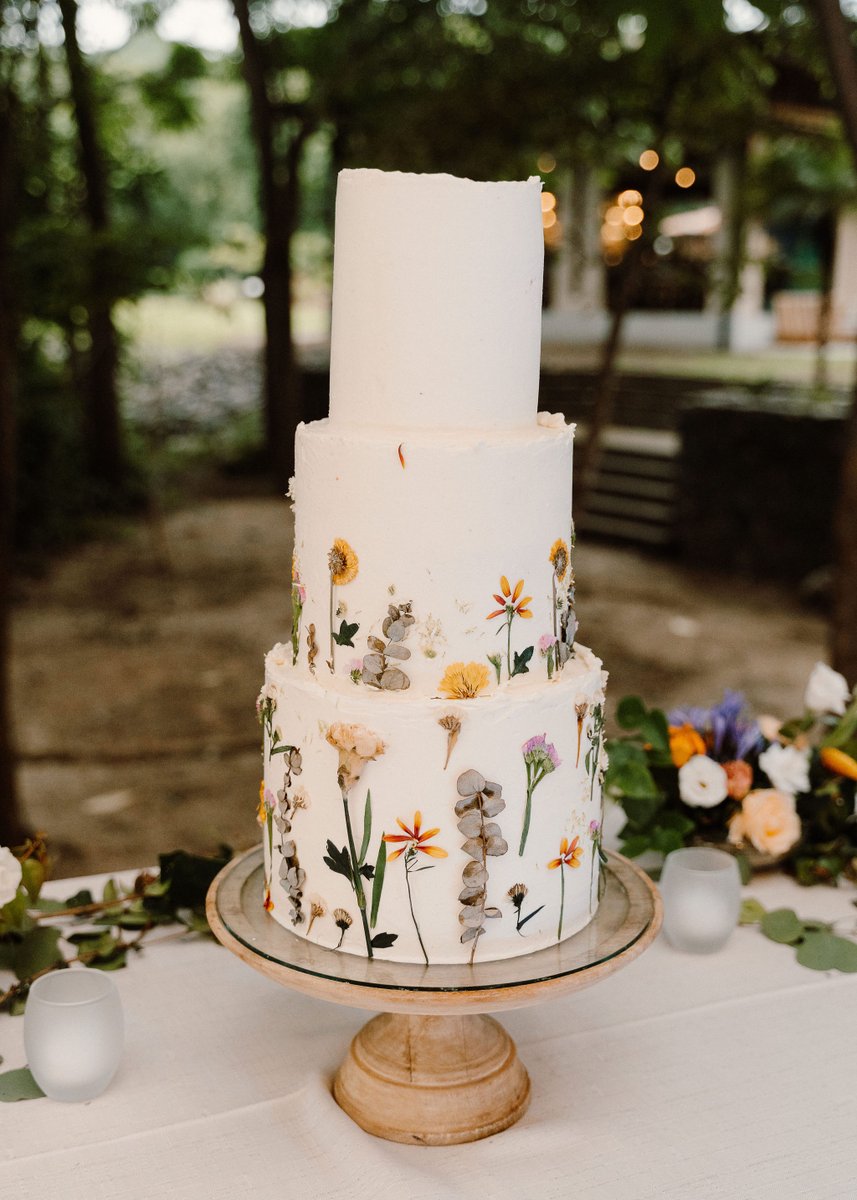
[323, 724, 397, 955]
[362, 603, 414, 691]
[588, 819, 608, 913]
[555, 525, 579, 668]
[383, 812, 447, 964]
[606, 669, 857, 884]
[548, 538, 569, 644]
[291, 555, 305, 666]
[438, 714, 462, 769]
[274, 751, 307, 926]
[486, 576, 534, 681]
[506, 882, 545, 935]
[539, 633, 558, 680]
[327, 538, 359, 671]
[519, 733, 561, 855]
[548, 835, 584, 940]
[333, 908, 353, 948]
[438, 661, 490, 700]
[456, 769, 508, 963]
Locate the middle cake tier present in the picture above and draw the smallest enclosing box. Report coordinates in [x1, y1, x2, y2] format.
[290, 415, 577, 696]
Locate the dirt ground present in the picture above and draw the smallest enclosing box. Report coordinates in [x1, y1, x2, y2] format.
[11, 497, 828, 877]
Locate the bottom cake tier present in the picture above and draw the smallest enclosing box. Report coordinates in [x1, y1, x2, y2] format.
[258, 644, 608, 965]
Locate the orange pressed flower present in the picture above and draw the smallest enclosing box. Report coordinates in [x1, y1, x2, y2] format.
[548, 835, 584, 870]
[383, 812, 449, 861]
[487, 576, 533, 621]
[820, 746, 857, 781]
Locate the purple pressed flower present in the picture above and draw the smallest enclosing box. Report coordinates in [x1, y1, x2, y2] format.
[538, 633, 558, 653]
[522, 733, 561, 772]
[589, 819, 601, 837]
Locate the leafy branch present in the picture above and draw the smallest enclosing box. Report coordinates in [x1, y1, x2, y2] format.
[740, 898, 857, 972]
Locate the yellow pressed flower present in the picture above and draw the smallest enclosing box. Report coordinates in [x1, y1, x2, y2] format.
[549, 538, 570, 582]
[821, 746, 857, 781]
[438, 661, 491, 699]
[328, 538, 359, 586]
[257, 780, 266, 825]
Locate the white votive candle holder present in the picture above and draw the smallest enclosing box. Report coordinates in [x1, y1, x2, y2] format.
[24, 968, 124, 1102]
[660, 847, 741, 954]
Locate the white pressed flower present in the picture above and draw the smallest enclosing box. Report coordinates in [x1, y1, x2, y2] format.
[0, 846, 23, 908]
[759, 743, 811, 796]
[678, 755, 729, 809]
[804, 662, 850, 717]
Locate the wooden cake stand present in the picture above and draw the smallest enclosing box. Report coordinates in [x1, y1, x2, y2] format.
[207, 847, 661, 1146]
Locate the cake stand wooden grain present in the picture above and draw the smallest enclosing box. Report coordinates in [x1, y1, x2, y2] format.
[207, 846, 661, 1146]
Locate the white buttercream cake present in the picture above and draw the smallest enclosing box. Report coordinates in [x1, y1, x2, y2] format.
[257, 168, 608, 965]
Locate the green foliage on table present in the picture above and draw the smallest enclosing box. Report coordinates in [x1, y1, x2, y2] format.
[0, 843, 230, 1016]
[0, 1067, 45, 1103]
[740, 899, 857, 973]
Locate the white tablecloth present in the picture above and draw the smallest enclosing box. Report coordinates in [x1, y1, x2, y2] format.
[2, 864, 856, 1200]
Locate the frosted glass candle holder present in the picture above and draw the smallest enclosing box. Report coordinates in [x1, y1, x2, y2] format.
[660, 847, 742, 954]
[24, 969, 124, 1102]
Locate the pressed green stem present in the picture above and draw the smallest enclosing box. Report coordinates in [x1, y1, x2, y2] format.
[341, 788, 373, 957]
[506, 612, 513, 680]
[552, 575, 558, 642]
[558, 864, 566, 941]
[329, 579, 336, 669]
[519, 780, 534, 856]
[404, 853, 429, 966]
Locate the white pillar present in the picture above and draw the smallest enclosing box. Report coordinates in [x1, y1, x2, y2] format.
[831, 207, 857, 338]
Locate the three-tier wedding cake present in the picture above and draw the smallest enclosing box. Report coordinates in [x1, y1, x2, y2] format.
[257, 169, 607, 965]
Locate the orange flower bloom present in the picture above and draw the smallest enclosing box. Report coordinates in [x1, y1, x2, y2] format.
[383, 812, 448, 861]
[820, 746, 857, 781]
[548, 835, 584, 870]
[487, 576, 533, 620]
[668, 723, 707, 768]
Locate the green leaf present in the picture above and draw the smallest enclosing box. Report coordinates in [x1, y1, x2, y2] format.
[63, 890, 93, 909]
[0, 1067, 45, 1102]
[652, 827, 685, 856]
[358, 790, 372, 867]
[370, 931, 397, 949]
[619, 792, 664, 827]
[158, 849, 229, 908]
[609, 759, 660, 800]
[332, 620, 359, 647]
[619, 834, 652, 858]
[370, 834, 387, 929]
[323, 840, 352, 883]
[760, 908, 804, 945]
[735, 853, 752, 885]
[829, 937, 857, 973]
[616, 695, 647, 730]
[657, 811, 696, 836]
[91, 950, 128, 972]
[511, 645, 534, 677]
[639, 710, 670, 753]
[795, 930, 841, 971]
[739, 898, 766, 925]
[20, 859, 44, 903]
[14, 928, 64, 982]
[102, 878, 119, 904]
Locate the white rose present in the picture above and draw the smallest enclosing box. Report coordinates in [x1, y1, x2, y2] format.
[678, 755, 729, 808]
[728, 789, 801, 858]
[759, 743, 811, 795]
[804, 662, 850, 716]
[0, 846, 22, 908]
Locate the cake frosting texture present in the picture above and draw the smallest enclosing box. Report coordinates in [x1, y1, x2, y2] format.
[258, 169, 608, 966]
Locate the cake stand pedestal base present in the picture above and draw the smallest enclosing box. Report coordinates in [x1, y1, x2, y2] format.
[207, 847, 661, 1146]
[333, 1012, 530, 1145]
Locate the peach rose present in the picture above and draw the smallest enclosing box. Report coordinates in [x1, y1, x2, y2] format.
[723, 759, 753, 801]
[669, 723, 707, 768]
[728, 788, 801, 858]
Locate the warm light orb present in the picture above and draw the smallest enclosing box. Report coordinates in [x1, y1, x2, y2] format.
[541, 192, 557, 213]
[542, 210, 557, 229]
[618, 189, 643, 208]
[601, 224, 626, 244]
[622, 204, 644, 226]
[625, 224, 643, 240]
[604, 205, 624, 226]
[639, 149, 659, 171]
[537, 153, 557, 173]
[676, 167, 696, 189]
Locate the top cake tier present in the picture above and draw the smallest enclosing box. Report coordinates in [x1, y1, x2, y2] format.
[329, 169, 544, 431]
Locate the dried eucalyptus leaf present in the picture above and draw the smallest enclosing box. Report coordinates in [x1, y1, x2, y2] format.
[361, 668, 381, 687]
[399, 614, 416, 628]
[480, 794, 506, 817]
[483, 907, 502, 919]
[461, 839, 484, 861]
[454, 795, 480, 816]
[379, 668, 409, 690]
[460, 926, 480, 943]
[367, 636, 386, 653]
[459, 908, 484, 928]
[385, 620, 407, 643]
[458, 886, 484, 904]
[383, 642, 411, 660]
[280, 840, 296, 859]
[485, 836, 509, 857]
[483, 782, 503, 801]
[482, 822, 502, 839]
[456, 812, 483, 838]
[457, 769, 485, 797]
[362, 654, 385, 675]
[462, 861, 488, 885]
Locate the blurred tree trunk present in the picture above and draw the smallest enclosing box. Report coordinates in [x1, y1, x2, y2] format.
[809, 0, 857, 680]
[58, 0, 123, 493]
[233, 0, 306, 491]
[0, 84, 27, 845]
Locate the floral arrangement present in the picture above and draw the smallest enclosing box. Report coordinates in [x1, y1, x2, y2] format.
[606, 663, 857, 885]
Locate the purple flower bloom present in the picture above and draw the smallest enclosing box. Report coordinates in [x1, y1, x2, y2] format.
[669, 689, 761, 763]
[589, 819, 601, 837]
[538, 633, 558, 653]
[522, 733, 560, 772]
